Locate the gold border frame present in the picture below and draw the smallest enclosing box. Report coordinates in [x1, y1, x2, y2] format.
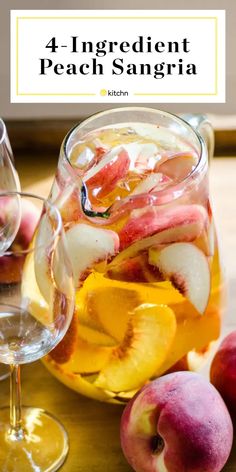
[15, 16, 219, 97]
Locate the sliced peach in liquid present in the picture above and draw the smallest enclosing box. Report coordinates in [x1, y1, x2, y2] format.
[155, 306, 221, 377]
[42, 356, 116, 402]
[77, 325, 118, 347]
[119, 204, 207, 250]
[76, 272, 185, 344]
[95, 304, 176, 392]
[155, 151, 198, 181]
[107, 254, 162, 283]
[61, 337, 112, 374]
[149, 243, 211, 314]
[86, 149, 130, 198]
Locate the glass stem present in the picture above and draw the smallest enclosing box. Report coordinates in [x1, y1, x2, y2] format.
[8, 364, 25, 441]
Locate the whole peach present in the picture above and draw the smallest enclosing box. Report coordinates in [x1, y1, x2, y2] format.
[120, 372, 233, 472]
[210, 331, 236, 419]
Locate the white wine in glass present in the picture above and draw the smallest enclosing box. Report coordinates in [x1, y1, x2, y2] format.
[0, 192, 74, 472]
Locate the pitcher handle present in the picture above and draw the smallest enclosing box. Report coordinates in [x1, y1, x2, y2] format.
[180, 114, 215, 161]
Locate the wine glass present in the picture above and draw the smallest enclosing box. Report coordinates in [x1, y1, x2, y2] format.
[0, 118, 20, 192]
[0, 192, 74, 471]
[0, 118, 21, 255]
[0, 118, 21, 381]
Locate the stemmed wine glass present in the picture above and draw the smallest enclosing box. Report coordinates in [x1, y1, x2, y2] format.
[0, 192, 74, 471]
[0, 118, 20, 192]
[0, 118, 21, 381]
[0, 118, 21, 254]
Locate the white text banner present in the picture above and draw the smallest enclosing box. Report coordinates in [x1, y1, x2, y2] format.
[11, 10, 225, 103]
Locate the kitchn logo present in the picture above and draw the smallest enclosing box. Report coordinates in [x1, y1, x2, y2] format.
[100, 89, 129, 97]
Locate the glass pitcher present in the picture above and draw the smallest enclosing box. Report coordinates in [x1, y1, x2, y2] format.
[43, 107, 224, 403]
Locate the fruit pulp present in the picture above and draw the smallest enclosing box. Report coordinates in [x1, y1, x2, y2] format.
[42, 123, 224, 402]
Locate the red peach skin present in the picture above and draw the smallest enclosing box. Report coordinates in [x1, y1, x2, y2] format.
[119, 204, 207, 250]
[86, 149, 130, 198]
[155, 152, 198, 182]
[65, 223, 120, 287]
[120, 372, 233, 472]
[107, 255, 161, 283]
[210, 331, 236, 419]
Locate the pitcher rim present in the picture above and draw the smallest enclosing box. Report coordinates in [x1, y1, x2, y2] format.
[62, 107, 208, 207]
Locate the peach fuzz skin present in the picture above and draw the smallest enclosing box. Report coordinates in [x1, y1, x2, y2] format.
[211, 331, 236, 420]
[119, 204, 207, 250]
[120, 372, 233, 472]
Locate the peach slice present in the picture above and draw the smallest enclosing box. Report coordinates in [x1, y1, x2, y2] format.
[33, 214, 74, 310]
[162, 344, 215, 376]
[76, 276, 141, 344]
[65, 223, 119, 287]
[74, 283, 116, 347]
[187, 342, 216, 371]
[76, 271, 184, 345]
[54, 184, 81, 224]
[34, 212, 74, 307]
[119, 204, 207, 250]
[70, 137, 107, 168]
[109, 205, 207, 268]
[95, 304, 176, 392]
[149, 243, 210, 314]
[155, 151, 198, 181]
[131, 173, 172, 196]
[107, 254, 162, 283]
[77, 324, 118, 347]
[123, 142, 159, 170]
[60, 336, 112, 374]
[85, 148, 130, 198]
[22, 237, 73, 328]
[156, 307, 220, 377]
[50, 164, 83, 224]
[85, 286, 140, 343]
[43, 356, 116, 402]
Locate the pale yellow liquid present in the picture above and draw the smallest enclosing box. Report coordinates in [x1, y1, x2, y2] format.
[39, 124, 224, 402]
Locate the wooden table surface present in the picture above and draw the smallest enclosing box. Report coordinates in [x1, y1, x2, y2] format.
[1, 154, 235, 471]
